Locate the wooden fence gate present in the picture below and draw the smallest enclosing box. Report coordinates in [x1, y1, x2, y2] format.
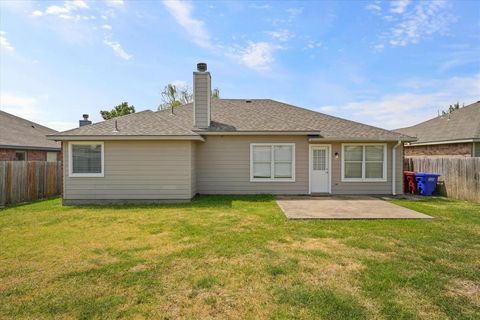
[0, 161, 62, 207]
[404, 157, 480, 203]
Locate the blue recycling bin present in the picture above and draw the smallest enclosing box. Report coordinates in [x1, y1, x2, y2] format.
[415, 172, 440, 196]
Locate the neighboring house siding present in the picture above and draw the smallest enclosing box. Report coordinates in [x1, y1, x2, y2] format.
[328, 142, 403, 195]
[404, 143, 473, 157]
[196, 135, 309, 194]
[0, 149, 16, 161]
[0, 148, 60, 161]
[27, 150, 47, 161]
[196, 137, 402, 195]
[63, 140, 194, 202]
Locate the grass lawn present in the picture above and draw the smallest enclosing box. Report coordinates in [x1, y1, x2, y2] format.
[0, 196, 479, 319]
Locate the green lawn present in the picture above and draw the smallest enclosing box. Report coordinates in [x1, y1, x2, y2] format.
[0, 196, 479, 319]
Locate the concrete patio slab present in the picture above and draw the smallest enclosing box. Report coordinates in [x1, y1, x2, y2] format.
[276, 196, 433, 220]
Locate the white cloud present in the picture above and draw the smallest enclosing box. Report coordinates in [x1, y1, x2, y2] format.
[45, 5, 69, 15]
[390, 0, 410, 14]
[172, 80, 188, 88]
[162, 0, 212, 49]
[321, 74, 480, 129]
[366, 3, 382, 12]
[31, 10, 44, 17]
[306, 40, 322, 49]
[238, 42, 278, 71]
[103, 39, 132, 60]
[32, 0, 90, 20]
[0, 31, 14, 52]
[102, 24, 112, 30]
[268, 29, 293, 42]
[105, 0, 124, 7]
[373, 44, 384, 52]
[285, 7, 303, 22]
[387, 1, 454, 47]
[0, 31, 15, 51]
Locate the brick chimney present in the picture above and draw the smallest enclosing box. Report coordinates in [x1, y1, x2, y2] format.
[193, 62, 211, 128]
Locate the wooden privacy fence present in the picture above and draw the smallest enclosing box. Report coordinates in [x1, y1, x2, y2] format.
[404, 157, 480, 203]
[0, 161, 62, 207]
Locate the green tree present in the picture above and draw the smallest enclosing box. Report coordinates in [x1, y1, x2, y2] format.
[100, 102, 135, 120]
[158, 84, 220, 110]
[441, 102, 464, 115]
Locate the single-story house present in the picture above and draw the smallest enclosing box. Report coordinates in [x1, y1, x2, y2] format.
[0, 110, 61, 161]
[48, 63, 415, 205]
[396, 101, 480, 157]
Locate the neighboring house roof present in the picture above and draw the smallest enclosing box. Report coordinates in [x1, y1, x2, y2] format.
[395, 101, 480, 145]
[0, 110, 60, 150]
[49, 99, 414, 141]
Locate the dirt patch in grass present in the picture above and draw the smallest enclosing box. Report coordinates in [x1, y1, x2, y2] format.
[448, 279, 480, 306]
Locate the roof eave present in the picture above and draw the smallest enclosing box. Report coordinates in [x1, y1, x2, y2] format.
[308, 137, 416, 142]
[405, 138, 479, 146]
[47, 135, 205, 142]
[0, 144, 61, 151]
[194, 131, 322, 135]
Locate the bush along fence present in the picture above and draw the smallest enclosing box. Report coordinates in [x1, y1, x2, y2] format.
[404, 157, 480, 203]
[0, 161, 62, 207]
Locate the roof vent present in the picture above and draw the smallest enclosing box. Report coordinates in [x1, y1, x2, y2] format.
[113, 120, 119, 133]
[245, 100, 252, 103]
[197, 62, 207, 72]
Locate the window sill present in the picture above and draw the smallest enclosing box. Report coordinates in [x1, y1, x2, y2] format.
[341, 178, 387, 183]
[69, 173, 104, 178]
[250, 178, 296, 183]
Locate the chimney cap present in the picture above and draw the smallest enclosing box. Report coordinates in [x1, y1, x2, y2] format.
[197, 62, 207, 72]
[82, 114, 89, 120]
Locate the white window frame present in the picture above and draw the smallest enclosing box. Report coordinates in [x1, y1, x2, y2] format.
[68, 141, 104, 177]
[341, 143, 387, 182]
[250, 143, 295, 182]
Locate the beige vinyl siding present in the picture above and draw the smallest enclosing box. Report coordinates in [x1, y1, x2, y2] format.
[63, 140, 194, 201]
[322, 142, 403, 195]
[196, 135, 309, 194]
[196, 137, 403, 195]
[190, 142, 196, 197]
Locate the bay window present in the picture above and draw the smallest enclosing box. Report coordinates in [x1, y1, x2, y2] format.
[251, 144, 295, 181]
[342, 144, 386, 181]
[69, 142, 104, 177]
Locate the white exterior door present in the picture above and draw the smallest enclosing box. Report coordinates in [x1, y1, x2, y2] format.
[310, 146, 330, 193]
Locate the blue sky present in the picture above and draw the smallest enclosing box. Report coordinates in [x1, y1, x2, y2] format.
[1, 0, 479, 131]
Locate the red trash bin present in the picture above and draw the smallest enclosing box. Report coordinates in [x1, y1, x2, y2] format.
[404, 171, 416, 194]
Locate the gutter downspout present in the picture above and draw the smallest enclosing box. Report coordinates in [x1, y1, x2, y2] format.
[392, 140, 402, 196]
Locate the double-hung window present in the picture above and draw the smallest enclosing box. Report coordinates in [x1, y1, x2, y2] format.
[69, 142, 104, 177]
[342, 144, 386, 181]
[250, 143, 295, 181]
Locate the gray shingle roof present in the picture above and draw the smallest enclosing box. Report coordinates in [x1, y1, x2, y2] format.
[50, 110, 200, 138]
[0, 110, 60, 150]
[157, 99, 413, 140]
[49, 99, 413, 141]
[395, 101, 480, 144]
